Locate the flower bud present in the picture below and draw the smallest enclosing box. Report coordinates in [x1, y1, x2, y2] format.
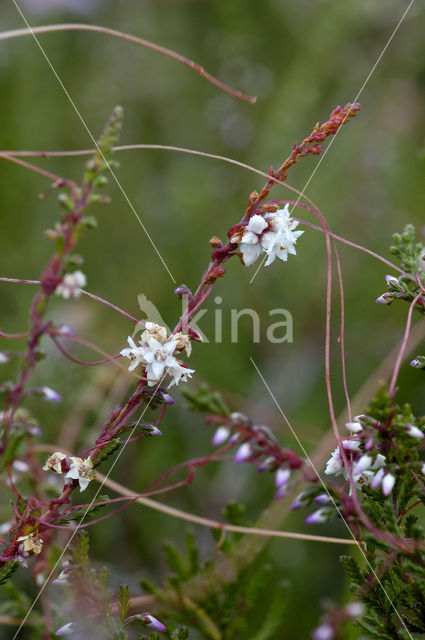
[314, 494, 332, 505]
[305, 508, 328, 525]
[376, 293, 393, 305]
[55, 623, 75, 636]
[345, 421, 362, 433]
[353, 455, 372, 476]
[212, 426, 231, 447]
[406, 424, 424, 439]
[291, 491, 309, 510]
[39, 386, 62, 403]
[371, 467, 385, 490]
[275, 468, 291, 488]
[142, 614, 166, 632]
[382, 473, 395, 496]
[234, 442, 253, 463]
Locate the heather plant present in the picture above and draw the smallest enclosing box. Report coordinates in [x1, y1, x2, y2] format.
[0, 17, 424, 640]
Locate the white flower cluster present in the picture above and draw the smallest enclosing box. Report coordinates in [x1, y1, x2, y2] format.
[237, 204, 304, 267]
[43, 452, 95, 492]
[120, 322, 194, 388]
[55, 270, 86, 299]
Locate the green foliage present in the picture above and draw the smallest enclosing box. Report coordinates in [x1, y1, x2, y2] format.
[55, 494, 110, 525]
[118, 584, 131, 623]
[390, 224, 424, 275]
[181, 384, 230, 416]
[0, 559, 19, 586]
[92, 438, 122, 467]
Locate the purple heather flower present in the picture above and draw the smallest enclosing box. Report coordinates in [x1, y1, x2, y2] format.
[142, 424, 162, 436]
[353, 455, 372, 477]
[382, 473, 396, 496]
[275, 468, 291, 488]
[257, 456, 276, 472]
[376, 293, 393, 305]
[142, 614, 166, 632]
[234, 442, 253, 463]
[212, 426, 231, 447]
[291, 491, 309, 510]
[40, 386, 62, 403]
[55, 622, 75, 636]
[385, 274, 398, 287]
[161, 392, 175, 404]
[274, 484, 288, 500]
[314, 494, 332, 505]
[305, 508, 328, 525]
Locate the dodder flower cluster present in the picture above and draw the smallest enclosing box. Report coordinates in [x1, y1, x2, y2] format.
[235, 204, 304, 267]
[120, 322, 194, 388]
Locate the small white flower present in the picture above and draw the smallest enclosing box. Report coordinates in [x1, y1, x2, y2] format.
[120, 336, 145, 372]
[262, 206, 304, 266]
[239, 205, 303, 267]
[140, 322, 168, 344]
[406, 424, 424, 439]
[142, 337, 177, 383]
[121, 325, 195, 387]
[17, 531, 43, 555]
[0, 352, 10, 364]
[65, 457, 95, 492]
[382, 473, 396, 496]
[234, 442, 253, 463]
[341, 439, 361, 451]
[325, 447, 344, 476]
[166, 360, 195, 388]
[345, 421, 362, 433]
[173, 331, 192, 356]
[421, 462, 425, 476]
[55, 271, 86, 299]
[212, 426, 231, 447]
[43, 452, 67, 474]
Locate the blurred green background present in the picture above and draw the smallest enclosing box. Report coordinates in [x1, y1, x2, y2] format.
[1, 0, 425, 637]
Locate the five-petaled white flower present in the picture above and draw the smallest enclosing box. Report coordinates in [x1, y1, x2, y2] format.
[120, 324, 194, 388]
[65, 456, 95, 492]
[239, 205, 304, 267]
[43, 451, 67, 474]
[55, 270, 86, 299]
